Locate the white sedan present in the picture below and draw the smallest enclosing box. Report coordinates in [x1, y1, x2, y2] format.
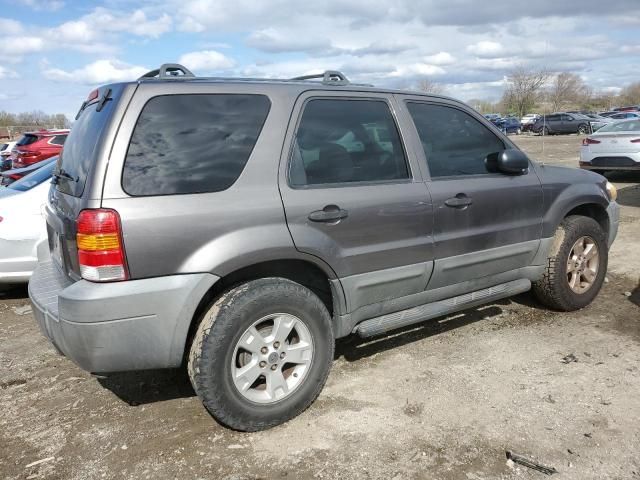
[0, 160, 54, 283]
[579, 119, 640, 174]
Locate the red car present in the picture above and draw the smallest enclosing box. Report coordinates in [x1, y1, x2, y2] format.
[11, 129, 69, 169]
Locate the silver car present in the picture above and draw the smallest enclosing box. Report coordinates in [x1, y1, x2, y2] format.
[580, 119, 640, 173]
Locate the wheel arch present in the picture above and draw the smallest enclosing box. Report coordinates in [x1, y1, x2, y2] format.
[181, 258, 343, 364]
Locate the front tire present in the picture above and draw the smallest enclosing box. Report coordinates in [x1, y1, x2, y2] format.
[188, 278, 334, 431]
[533, 216, 608, 311]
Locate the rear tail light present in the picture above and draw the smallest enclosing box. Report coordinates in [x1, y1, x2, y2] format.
[631, 138, 640, 143]
[8, 173, 21, 180]
[76, 209, 128, 282]
[582, 138, 600, 146]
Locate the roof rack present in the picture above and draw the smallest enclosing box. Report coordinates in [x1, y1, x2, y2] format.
[137, 64, 370, 87]
[139, 63, 195, 80]
[291, 70, 350, 86]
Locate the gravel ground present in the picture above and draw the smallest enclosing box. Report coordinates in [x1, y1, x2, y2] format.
[1, 134, 638, 480]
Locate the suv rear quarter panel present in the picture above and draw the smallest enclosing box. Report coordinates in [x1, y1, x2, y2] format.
[101, 82, 336, 280]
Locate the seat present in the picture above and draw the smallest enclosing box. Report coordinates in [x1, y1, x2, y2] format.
[306, 143, 354, 185]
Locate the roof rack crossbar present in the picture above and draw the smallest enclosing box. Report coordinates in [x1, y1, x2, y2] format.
[291, 70, 350, 86]
[139, 63, 195, 80]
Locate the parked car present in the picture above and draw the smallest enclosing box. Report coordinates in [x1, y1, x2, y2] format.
[11, 129, 68, 169]
[495, 116, 522, 134]
[0, 159, 54, 283]
[0, 141, 16, 171]
[484, 113, 500, 122]
[585, 114, 616, 132]
[29, 64, 619, 431]
[608, 112, 640, 121]
[532, 113, 591, 135]
[580, 119, 640, 174]
[1, 157, 57, 186]
[598, 111, 619, 118]
[613, 106, 639, 112]
[520, 114, 539, 131]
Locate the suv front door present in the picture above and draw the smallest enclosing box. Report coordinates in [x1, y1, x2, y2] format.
[279, 92, 434, 314]
[399, 97, 544, 289]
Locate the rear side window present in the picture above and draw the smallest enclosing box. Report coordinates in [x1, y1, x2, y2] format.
[406, 102, 504, 178]
[122, 94, 270, 196]
[289, 99, 409, 187]
[17, 134, 38, 146]
[49, 135, 67, 146]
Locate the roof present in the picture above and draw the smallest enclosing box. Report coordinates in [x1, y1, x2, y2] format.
[24, 129, 70, 136]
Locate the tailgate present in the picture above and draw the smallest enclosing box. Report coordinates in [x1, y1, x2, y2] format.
[47, 82, 134, 280]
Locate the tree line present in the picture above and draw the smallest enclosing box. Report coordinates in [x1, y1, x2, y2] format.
[420, 68, 640, 118]
[0, 110, 70, 129]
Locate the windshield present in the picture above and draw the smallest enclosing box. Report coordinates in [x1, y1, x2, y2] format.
[597, 120, 640, 133]
[8, 159, 56, 192]
[16, 134, 39, 147]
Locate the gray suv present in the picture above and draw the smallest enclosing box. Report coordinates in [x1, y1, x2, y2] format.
[29, 65, 620, 431]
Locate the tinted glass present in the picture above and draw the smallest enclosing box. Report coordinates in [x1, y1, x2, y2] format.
[123, 94, 270, 196]
[49, 135, 67, 146]
[289, 99, 409, 186]
[17, 134, 38, 146]
[547, 115, 561, 122]
[407, 102, 505, 178]
[8, 159, 55, 192]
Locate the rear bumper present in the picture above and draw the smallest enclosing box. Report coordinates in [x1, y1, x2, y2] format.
[580, 149, 640, 170]
[29, 259, 218, 373]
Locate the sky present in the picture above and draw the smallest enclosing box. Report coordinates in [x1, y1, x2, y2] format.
[1, 0, 640, 118]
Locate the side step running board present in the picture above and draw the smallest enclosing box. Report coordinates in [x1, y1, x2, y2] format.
[355, 279, 531, 338]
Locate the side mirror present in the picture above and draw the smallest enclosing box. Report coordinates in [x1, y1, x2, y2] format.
[485, 149, 529, 175]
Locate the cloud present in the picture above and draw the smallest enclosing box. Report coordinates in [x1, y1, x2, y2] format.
[42, 59, 148, 85]
[16, 0, 64, 11]
[423, 52, 457, 66]
[178, 50, 235, 72]
[0, 18, 23, 35]
[0, 66, 19, 79]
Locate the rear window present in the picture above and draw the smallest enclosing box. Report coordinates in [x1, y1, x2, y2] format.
[17, 134, 38, 146]
[56, 96, 115, 197]
[122, 94, 270, 196]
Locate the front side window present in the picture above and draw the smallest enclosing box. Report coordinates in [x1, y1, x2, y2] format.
[123, 94, 270, 196]
[289, 99, 409, 187]
[406, 102, 505, 178]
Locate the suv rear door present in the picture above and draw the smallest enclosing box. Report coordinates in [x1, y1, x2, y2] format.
[398, 96, 544, 289]
[46, 84, 133, 280]
[279, 91, 434, 314]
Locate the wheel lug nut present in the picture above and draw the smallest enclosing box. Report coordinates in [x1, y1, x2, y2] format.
[273, 341, 280, 349]
[260, 347, 268, 354]
[280, 352, 286, 359]
[270, 364, 278, 371]
[259, 361, 266, 368]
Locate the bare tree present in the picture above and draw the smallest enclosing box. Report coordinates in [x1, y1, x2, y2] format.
[620, 82, 640, 106]
[418, 79, 446, 95]
[548, 73, 589, 112]
[502, 66, 549, 118]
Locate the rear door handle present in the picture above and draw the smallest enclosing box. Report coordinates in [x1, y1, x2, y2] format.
[308, 205, 349, 222]
[445, 194, 473, 208]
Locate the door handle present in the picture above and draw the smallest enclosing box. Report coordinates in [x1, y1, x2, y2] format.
[445, 194, 472, 208]
[308, 205, 349, 222]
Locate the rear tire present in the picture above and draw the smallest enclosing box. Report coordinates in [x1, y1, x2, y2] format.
[188, 278, 334, 431]
[533, 216, 608, 311]
[578, 124, 590, 134]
